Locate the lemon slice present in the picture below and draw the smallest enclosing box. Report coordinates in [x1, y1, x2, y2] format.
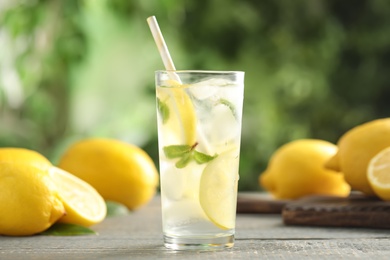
[367, 147, 390, 201]
[157, 80, 197, 145]
[49, 166, 107, 227]
[199, 149, 240, 229]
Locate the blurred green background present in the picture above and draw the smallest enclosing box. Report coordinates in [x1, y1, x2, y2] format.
[1, 0, 390, 191]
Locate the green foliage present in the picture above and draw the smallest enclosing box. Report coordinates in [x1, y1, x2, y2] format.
[1, 0, 390, 190]
[0, 0, 85, 155]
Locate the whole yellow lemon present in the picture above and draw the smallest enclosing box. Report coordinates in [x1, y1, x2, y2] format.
[0, 148, 51, 167]
[325, 118, 390, 196]
[58, 138, 159, 210]
[260, 139, 350, 199]
[0, 162, 65, 236]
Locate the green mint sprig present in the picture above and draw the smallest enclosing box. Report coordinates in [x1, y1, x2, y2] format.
[163, 143, 217, 168]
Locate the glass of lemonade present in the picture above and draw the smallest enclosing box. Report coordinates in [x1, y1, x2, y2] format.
[155, 70, 244, 250]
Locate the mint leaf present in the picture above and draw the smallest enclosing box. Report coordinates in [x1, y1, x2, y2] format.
[157, 98, 170, 124]
[175, 152, 192, 168]
[163, 145, 192, 159]
[41, 223, 96, 236]
[217, 98, 237, 119]
[163, 144, 217, 169]
[193, 150, 217, 164]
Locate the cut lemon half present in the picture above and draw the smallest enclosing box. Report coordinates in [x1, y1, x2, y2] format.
[199, 149, 240, 230]
[367, 147, 390, 201]
[157, 80, 197, 145]
[49, 167, 107, 227]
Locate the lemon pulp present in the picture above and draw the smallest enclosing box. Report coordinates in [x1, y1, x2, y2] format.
[199, 150, 239, 230]
[50, 166, 107, 227]
[368, 147, 390, 200]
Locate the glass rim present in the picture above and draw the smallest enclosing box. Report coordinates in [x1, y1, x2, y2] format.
[156, 70, 244, 74]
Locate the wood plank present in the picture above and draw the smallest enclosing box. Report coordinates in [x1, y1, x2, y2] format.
[1, 194, 390, 259]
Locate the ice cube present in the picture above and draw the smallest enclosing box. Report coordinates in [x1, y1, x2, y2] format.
[189, 78, 232, 100]
[160, 163, 185, 201]
[199, 103, 240, 153]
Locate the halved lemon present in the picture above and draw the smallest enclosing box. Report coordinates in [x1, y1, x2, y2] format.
[157, 80, 197, 145]
[367, 147, 390, 201]
[199, 149, 240, 229]
[49, 167, 107, 227]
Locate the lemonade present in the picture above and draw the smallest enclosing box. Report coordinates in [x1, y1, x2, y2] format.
[156, 71, 244, 250]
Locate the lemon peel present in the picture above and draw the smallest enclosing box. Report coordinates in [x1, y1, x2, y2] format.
[0, 162, 65, 236]
[0, 148, 51, 167]
[58, 138, 159, 210]
[326, 118, 390, 196]
[260, 139, 350, 199]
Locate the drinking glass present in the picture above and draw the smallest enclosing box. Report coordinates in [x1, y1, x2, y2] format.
[155, 70, 244, 250]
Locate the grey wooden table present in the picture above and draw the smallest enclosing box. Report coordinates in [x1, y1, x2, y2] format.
[1, 194, 390, 259]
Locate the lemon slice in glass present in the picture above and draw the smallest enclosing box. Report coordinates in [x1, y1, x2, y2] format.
[156, 80, 197, 146]
[199, 149, 240, 230]
[49, 167, 107, 227]
[367, 147, 390, 201]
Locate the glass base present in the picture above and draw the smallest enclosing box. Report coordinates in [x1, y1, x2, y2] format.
[163, 234, 234, 250]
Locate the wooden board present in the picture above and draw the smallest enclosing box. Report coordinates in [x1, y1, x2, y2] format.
[237, 193, 288, 214]
[237, 192, 390, 229]
[282, 194, 390, 229]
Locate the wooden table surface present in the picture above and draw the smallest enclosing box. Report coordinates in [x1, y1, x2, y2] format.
[1, 194, 390, 259]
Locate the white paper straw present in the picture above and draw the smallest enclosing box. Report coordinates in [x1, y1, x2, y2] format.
[147, 16, 212, 153]
[147, 16, 179, 81]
